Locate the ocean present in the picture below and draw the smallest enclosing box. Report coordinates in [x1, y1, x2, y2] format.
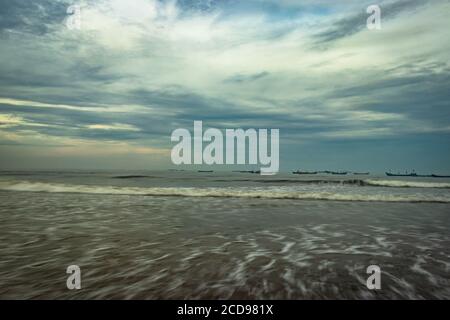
[0, 170, 449, 299]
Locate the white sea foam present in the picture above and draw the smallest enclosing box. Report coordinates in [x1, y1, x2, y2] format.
[0, 180, 449, 203]
[364, 179, 450, 188]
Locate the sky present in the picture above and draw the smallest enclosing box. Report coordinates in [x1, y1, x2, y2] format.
[0, 0, 449, 172]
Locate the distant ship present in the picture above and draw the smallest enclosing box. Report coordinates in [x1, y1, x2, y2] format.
[313, 170, 348, 175]
[386, 171, 417, 177]
[386, 172, 441, 177]
[330, 171, 348, 175]
[292, 170, 317, 175]
[353, 172, 370, 175]
[234, 170, 261, 174]
[431, 174, 450, 178]
[198, 170, 214, 173]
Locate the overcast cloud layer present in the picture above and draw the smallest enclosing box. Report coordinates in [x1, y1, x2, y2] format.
[0, 0, 449, 171]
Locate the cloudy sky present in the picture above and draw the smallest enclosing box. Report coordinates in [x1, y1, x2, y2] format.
[0, 0, 449, 172]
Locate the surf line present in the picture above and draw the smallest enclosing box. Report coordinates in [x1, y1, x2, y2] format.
[170, 121, 279, 175]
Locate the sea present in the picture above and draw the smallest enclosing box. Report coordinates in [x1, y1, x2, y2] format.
[0, 170, 449, 299]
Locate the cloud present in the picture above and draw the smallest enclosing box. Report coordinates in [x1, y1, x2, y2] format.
[224, 71, 269, 83]
[0, 0, 449, 170]
[85, 123, 141, 131]
[314, 0, 429, 44]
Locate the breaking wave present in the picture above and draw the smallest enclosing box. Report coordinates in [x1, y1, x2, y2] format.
[363, 179, 450, 189]
[0, 180, 449, 203]
[246, 179, 450, 189]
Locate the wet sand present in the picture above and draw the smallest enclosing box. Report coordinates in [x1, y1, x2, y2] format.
[0, 190, 449, 299]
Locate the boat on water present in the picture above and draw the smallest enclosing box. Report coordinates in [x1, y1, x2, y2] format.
[386, 172, 441, 177]
[292, 171, 317, 175]
[431, 174, 450, 178]
[386, 172, 417, 177]
[330, 171, 348, 175]
[198, 170, 214, 173]
[318, 170, 348, 175]
[234, 170, 261, 174]
[353, 172, 370, 175]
